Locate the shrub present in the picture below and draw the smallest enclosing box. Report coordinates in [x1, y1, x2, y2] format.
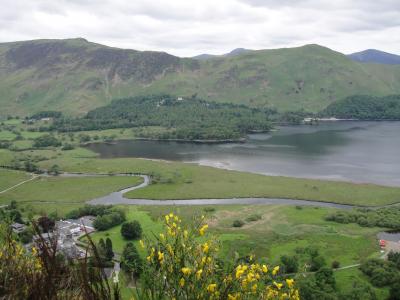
[33, 134, 61, 148]
[61, 143, 74, 151]
[331, 260, 340, 269]
[121, 221, 142, 240]
[136, 212, 298, 299]
[245, 214, 262, 222]
[280, 255, 299, 273]
[203, 207, 216, 213]
[93, 210, 126, 231]
[232, 219, 245, 227]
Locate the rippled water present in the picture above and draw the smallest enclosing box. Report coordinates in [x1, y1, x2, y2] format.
[86, 121, 400, 187]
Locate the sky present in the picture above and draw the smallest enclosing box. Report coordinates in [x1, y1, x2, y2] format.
[1, 0, 399, 57]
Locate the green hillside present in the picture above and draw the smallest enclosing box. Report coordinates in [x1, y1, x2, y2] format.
[1, 39, 400, 116]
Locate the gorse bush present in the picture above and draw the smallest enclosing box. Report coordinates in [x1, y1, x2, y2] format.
[135, 212, 299, 299]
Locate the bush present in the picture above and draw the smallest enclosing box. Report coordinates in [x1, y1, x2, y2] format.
[331, 260, 340, 269]
[33, 134, 61, 148]
[61, 143, 74, 151]
[203, 207, 216, 213]
[232, 219, 245, 227]
[136, 212, 298, 299]
[93, 210, 126, 231]
[121, 221, 142, 240]
[245, 214, 262, 222]
[280, 255, 299, 273]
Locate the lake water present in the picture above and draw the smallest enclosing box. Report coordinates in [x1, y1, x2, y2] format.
[86, 121, 400, 187]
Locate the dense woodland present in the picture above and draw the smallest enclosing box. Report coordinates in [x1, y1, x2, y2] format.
[322, 94, 400, 120]
[52, 95, 273, 140]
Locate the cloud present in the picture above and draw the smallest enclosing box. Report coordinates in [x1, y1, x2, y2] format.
[0, 0, 399, 56]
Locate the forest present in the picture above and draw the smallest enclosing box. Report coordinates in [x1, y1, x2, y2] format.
[322, 94, 400, 120]
[51, 95, 273, 140]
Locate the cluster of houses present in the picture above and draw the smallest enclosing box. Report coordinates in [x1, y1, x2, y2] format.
[12, 216, 96, 259]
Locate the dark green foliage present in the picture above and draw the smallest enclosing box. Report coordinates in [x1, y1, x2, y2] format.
[53, 95, 273, 140]
[203, 207, 216, 213]
[120, 221, 142, 240]
[245, 214, 262, 222]
[331, 261, 340, 269]
[339, 280, 377, 300]
[67, 205, 126, 231]
[93, 211, 126, 231]
[315, 267, 336, 292]
[389, 281, 400, 300]
[388, 251, 400, 270]
[310, 255, 326, 272]
[0, 141, 11, 149]
[280, 255, 298, 273]
[30, 111, 62, 120]
[121, 242, 142, 278]
[61, 143, 74, 150]
[323, 94, 400, 120]
[105, 238, 114, 261]
[232, 220, 245, 228]
[78, 134, 91, 143]
[37, 216, 55, 233]
[18, 228, 33, 244]
[49, 164, 61, 175]
[24, 160, 38, 172]
[325, 207, 400, 229]
[360, 259, 399, 287]
[66, 205, 115, 219]
[33, 134, 61, 148]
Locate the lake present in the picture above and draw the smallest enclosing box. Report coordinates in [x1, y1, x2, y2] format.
[86, 121, 400, 187]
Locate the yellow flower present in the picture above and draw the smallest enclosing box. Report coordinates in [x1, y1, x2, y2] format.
[207, 283, 217, 293]
[262, 264, 268, 273]
[196, 269, 203, 279]
[158, 251, 164, 263]
[139, 240, 145, 249]
[184, 230, 188, 238]
[165, 215, 170, 223]
[159, 233, 165, 240]
[273, 281, 283, 290]
[199, 224, 208, 236]
[228, 294, 238, 300]
[251, 283, 258, 293]
[181, 267, 192, 275]
[179, 277, 185, 287]
[272, 265, 280, 275]
[146, 255, 152, 262]
[202, 242, 209, 253]
[286, 278, 294, 288]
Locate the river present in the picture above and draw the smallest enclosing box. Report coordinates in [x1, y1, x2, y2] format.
[85, 121, 400, 187]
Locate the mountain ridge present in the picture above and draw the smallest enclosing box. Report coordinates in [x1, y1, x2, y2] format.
[348, 49, 400, 65]
[1, 38, 400, 116]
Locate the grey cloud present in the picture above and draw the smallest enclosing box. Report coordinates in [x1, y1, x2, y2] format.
[0, 0, 399, 56]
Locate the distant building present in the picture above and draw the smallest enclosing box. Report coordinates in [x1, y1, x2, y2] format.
[11, 222, 26, 234]
[177, 97, 183, 101]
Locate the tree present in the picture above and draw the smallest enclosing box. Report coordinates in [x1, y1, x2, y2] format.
[121, 242, 142, 279]
[280, 255, 299, 273]
[310, 255, 326, 271]
[105, 238, 114, 261]
[121, 221, 142, 240]
[315, 267, 336, 292]
[389, 280, 400, 300]
[49, 164, 61, 175]
[37, 216, 55, 233]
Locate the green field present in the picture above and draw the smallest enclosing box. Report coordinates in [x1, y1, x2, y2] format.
[85, 204, 386, 298]
[0, 172, 143, 206]
[0, 169, 31, 191]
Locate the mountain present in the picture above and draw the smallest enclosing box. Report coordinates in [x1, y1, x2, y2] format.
[348, 49, 400, 65]
[192, 48, 252, 60]
[1, 39, 400, 116]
